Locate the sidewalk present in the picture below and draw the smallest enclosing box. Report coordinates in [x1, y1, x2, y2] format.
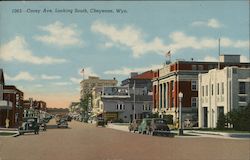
[106, 123, 250, 140]
[0, 128, 19, 137]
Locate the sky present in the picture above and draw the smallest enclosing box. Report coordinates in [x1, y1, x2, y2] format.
[0, 1, 249, 108]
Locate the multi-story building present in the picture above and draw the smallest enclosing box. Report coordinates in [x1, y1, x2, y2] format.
[0, 69, 24, 128]
[96, 71, 154, 122]
[152, 55, 250, 125]
[198, 66, 250, 128]
[23, 99, 47, 118]
[2, 85, 24, 128]
[80, 76, 117, 99]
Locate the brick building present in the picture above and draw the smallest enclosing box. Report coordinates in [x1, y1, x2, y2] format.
[152, 55, 250, 125]
[1, 85, 24, 128]
[1, 69, 24, 128]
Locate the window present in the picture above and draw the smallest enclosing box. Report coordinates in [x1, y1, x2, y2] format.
[198, 65, 203, 70]
[208, 65, 214, 70]
[171, 81, 174, 92]
[191, 97, 198, 108]
[191, 80, 197, 91]
[206, 85, 208, 96]
[202, 86, 204, 97]
[239, 82, 246, 94]
[171, 97, 174, 108]
[221, 82, 224, 95]
[217, 83, 220, 95]
[239, 96, 246, 102]
[192, 65, 197, 70]
[211, 84, 214, 96]
[132, 104, 134, 110]
[117, 104, 125, 110]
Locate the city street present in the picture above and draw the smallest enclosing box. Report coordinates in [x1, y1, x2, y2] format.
[0, 120, 249, 160]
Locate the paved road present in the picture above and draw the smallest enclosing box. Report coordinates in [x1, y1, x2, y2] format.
[0, 120, 249, 160]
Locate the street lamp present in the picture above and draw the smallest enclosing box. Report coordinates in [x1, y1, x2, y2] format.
[178, 92, 183, 135]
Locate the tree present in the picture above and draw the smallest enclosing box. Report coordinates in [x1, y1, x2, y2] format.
[227, 104, 250, 131]
[216, 112, 226, 130]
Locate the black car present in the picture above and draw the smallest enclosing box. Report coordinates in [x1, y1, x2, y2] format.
[19, 118, 39, 135]
[147, 118, 174, 137]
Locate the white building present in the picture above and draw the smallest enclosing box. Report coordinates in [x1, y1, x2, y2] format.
[198, 66, 250, 128]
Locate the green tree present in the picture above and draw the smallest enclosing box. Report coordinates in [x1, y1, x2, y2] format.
[227, 104, 250, 131]
[216, 112, 226, 130]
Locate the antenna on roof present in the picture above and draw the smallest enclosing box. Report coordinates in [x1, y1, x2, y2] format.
[218, 38, 221, 69]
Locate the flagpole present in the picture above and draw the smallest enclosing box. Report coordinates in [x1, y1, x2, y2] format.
[218, 38, 220, 69]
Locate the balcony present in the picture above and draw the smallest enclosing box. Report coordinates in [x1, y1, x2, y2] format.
[0, 100, 13, 109]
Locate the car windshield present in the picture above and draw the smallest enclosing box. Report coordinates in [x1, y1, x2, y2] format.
[154, 119, 167, 124]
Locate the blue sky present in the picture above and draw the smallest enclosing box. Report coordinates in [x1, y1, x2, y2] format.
[0, 1, 249, 108]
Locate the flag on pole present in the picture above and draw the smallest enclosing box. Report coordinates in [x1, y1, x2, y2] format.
[165, 51, 171, 57]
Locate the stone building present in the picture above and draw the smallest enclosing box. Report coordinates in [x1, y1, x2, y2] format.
[198, 66, 250, 128]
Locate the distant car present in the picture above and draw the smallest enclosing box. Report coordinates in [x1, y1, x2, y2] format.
[19, 118, 39, 135]
[128, 119, 142, 133]
[148, 118, 174, 137]
[96, 117, 105, 127]
[57, 119, 68, 128]
[38, 120, 47, 131]
[138, 118, 152, 134]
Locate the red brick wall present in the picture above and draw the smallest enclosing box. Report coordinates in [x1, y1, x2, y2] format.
[178, 81, 198, 108]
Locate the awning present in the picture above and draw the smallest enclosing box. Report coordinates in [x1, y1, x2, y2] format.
[0, 100, 12, 110]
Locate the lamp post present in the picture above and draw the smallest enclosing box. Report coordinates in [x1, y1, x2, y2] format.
[178, 92, 183, 135]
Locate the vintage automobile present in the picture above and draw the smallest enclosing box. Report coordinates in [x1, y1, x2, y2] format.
[96, 117, 105, 127]
[128, 119, 142, 133]
[39, 119, 47, 131]
[57, 119, 68, 128]
[138, 118, 152, 134]
[19, 118, 40, 135]
[147, 118, 174, 137]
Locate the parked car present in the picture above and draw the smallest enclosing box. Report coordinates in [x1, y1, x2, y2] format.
[96, 117, 105, 127]
[19, 118, 39, 135]
[57, 119, 68, 128]
[128, 119, 142, 133]
[38, 120, 47, 131]
[138, 118, 152, 134]
[147, 118, 174, 137]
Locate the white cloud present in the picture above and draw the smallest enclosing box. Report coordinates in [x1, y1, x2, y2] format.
[192, 18, 222, 28]
[5, 71, 35, 81]
[70, 77, 82, 84]
[168, 32, 249, 53]
[91, 20, 168, 57]
[34, 21, 83, 47]
[41, 74, 61, 80]
[91, 21, 247, 57]
[53, 82, 72, 86]
[104, 64, 162, 76]
[202, 56, 218, 62]
[0, 36, 67, 64]
[78, 67, 98, 79]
